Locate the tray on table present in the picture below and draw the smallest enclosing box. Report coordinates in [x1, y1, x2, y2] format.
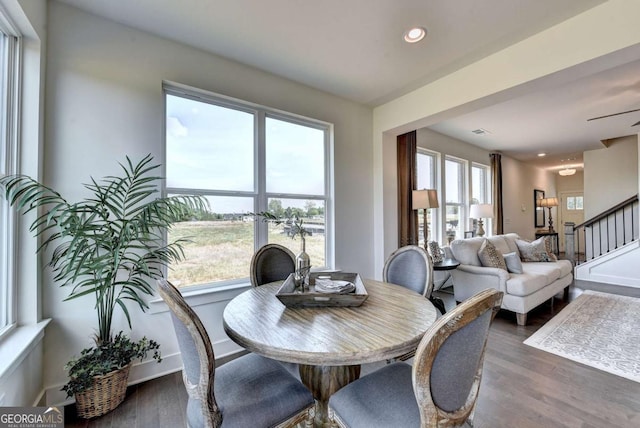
[276, 272, 368, 308]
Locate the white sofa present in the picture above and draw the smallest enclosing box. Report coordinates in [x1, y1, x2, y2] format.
[447, 233, 573, 325]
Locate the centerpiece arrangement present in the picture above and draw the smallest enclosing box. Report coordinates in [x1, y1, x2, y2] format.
[0, 154, 207, 417]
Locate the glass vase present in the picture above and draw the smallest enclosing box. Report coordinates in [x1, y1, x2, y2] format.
[294, 237, 311, 291]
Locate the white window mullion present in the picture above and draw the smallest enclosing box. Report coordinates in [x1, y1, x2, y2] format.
[0, 22, 20, 338]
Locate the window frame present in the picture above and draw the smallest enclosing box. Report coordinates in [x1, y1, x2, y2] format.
[444, 155, 468, 243]
[471, 162, 492, 233]
[416, 148, 440, 243]
[163, 82, 334, 289]
[0, 12, 21, 340]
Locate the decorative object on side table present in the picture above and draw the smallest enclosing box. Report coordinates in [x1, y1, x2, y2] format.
[412, 189, 439, 248]
[537, 197, 559, 232]
[0, 155, 208, 418]
[252, 210, 311, 291]
[427, 241, 444, 263]
[469, 203, 493, 237]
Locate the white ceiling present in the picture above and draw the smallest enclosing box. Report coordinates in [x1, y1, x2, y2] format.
[56, 0, 640, 171]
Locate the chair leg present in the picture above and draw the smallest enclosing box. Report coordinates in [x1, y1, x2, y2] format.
[429, 296, 446, 315]
[516, 312, 527, 326]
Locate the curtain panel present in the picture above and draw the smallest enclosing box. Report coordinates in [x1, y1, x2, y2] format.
[490, 152, 504, 234]
[397, 131, 418, 246]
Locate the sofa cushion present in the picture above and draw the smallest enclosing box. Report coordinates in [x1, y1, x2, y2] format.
[503, 252, 523, 274]
[502, 233, 521, 255]
[521, 262, 562, 284]
[478, 240, 507, 270]
[450, 237, 485, 266]
[516, 238, 553, 262]
[505, 271, 550, 296]
[556, 259, 573, 277]
[487, 236, 511, 255]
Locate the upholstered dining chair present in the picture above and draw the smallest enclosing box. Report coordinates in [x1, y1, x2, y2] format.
[329, 288, 503, 428]
[383, 245, 433, 297]
[157, 280, 315, 428]
[250, 243, 296, 287]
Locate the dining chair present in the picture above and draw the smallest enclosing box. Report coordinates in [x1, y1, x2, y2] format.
[382, 245, 433, 297]
[384, 245, 447, 316]
[329, 288, 503, 428]
[157, 280, 315, 428]
[250, 243, 296, 287]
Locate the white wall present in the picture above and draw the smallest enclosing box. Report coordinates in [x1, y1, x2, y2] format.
[584, 135, 638, 219]
[501, 156, 557, 240]
[42, 2, 373, 404]
[556, 170, 584, 195]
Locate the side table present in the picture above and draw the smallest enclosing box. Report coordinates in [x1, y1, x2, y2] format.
[431, 258, 460, 314]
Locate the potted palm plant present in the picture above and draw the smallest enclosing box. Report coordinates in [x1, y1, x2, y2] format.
[0, 154, 208, 418]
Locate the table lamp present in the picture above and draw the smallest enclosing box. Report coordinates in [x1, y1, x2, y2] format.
[469, 204, 493, 237]
[412, 189, 439, 248]
[537, 197, 559, 232]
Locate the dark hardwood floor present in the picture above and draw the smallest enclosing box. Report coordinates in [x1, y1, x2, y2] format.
[65, 280, 640, 428]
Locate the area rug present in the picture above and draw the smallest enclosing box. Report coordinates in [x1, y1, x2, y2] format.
[524, 290, 640, 383]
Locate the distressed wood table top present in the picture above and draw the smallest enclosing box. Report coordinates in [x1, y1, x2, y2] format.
[223, 278, 437, 365]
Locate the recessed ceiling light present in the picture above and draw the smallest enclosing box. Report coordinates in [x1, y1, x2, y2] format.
[537, 153, 546, 157]
[403, 27, 427, 43]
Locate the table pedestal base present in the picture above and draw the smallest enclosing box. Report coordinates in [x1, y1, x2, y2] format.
[299, 364, 361, 427]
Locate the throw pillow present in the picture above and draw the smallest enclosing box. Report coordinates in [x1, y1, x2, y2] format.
[516, 238, 552, 262]
[544, 237, 558, 261]
[478, 240, 507, 271]
[427, 241, 444, 263]
[503, 252, 523, 274]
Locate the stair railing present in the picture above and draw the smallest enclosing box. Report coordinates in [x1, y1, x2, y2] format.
[565, 194, 638, 265]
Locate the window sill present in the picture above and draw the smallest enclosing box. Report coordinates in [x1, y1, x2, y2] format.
[149, 281, 251, 314]
[0, 319, 51, 380]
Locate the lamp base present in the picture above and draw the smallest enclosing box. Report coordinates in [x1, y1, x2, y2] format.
[476, 219, 486, 237]
[547, 208, 555, 233]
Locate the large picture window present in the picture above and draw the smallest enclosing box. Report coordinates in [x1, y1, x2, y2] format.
[0, 21, 20, 338]
[164, 84, 332, 288]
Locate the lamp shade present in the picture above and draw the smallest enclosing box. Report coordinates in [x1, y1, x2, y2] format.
[469, 204, 493, 219]
[537, 197, 559, 208]
[412, 189, 439, 209]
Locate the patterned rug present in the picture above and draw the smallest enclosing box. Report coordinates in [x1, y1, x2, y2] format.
[524, 290, 640, 383]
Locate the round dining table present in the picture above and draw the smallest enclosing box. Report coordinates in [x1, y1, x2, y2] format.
[222, 278, 438, 427]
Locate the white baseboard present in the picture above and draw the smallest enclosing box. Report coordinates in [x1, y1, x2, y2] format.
[44, 337, 245, 407]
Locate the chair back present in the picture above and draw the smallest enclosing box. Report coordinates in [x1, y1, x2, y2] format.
[413, 288, 503, 426]
[250, 243, 296, 287]
[157, 280, 221, 428]
[382, 245, 433, 296]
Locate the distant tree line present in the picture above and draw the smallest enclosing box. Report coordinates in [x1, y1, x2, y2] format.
[178, 198, 323, 222]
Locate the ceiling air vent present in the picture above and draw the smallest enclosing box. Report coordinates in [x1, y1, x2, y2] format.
[471, 128, 491, 135]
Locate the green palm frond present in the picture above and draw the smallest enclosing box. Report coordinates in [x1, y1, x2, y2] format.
[0, 154, 209, 344]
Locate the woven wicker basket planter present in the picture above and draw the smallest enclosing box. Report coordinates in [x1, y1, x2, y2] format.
[74, 364, 131, 419]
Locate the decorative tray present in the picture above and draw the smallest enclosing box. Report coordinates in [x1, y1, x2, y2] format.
[275, 272, 368, 308]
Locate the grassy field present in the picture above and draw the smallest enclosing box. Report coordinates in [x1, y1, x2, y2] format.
[167, 220, 325, 287]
